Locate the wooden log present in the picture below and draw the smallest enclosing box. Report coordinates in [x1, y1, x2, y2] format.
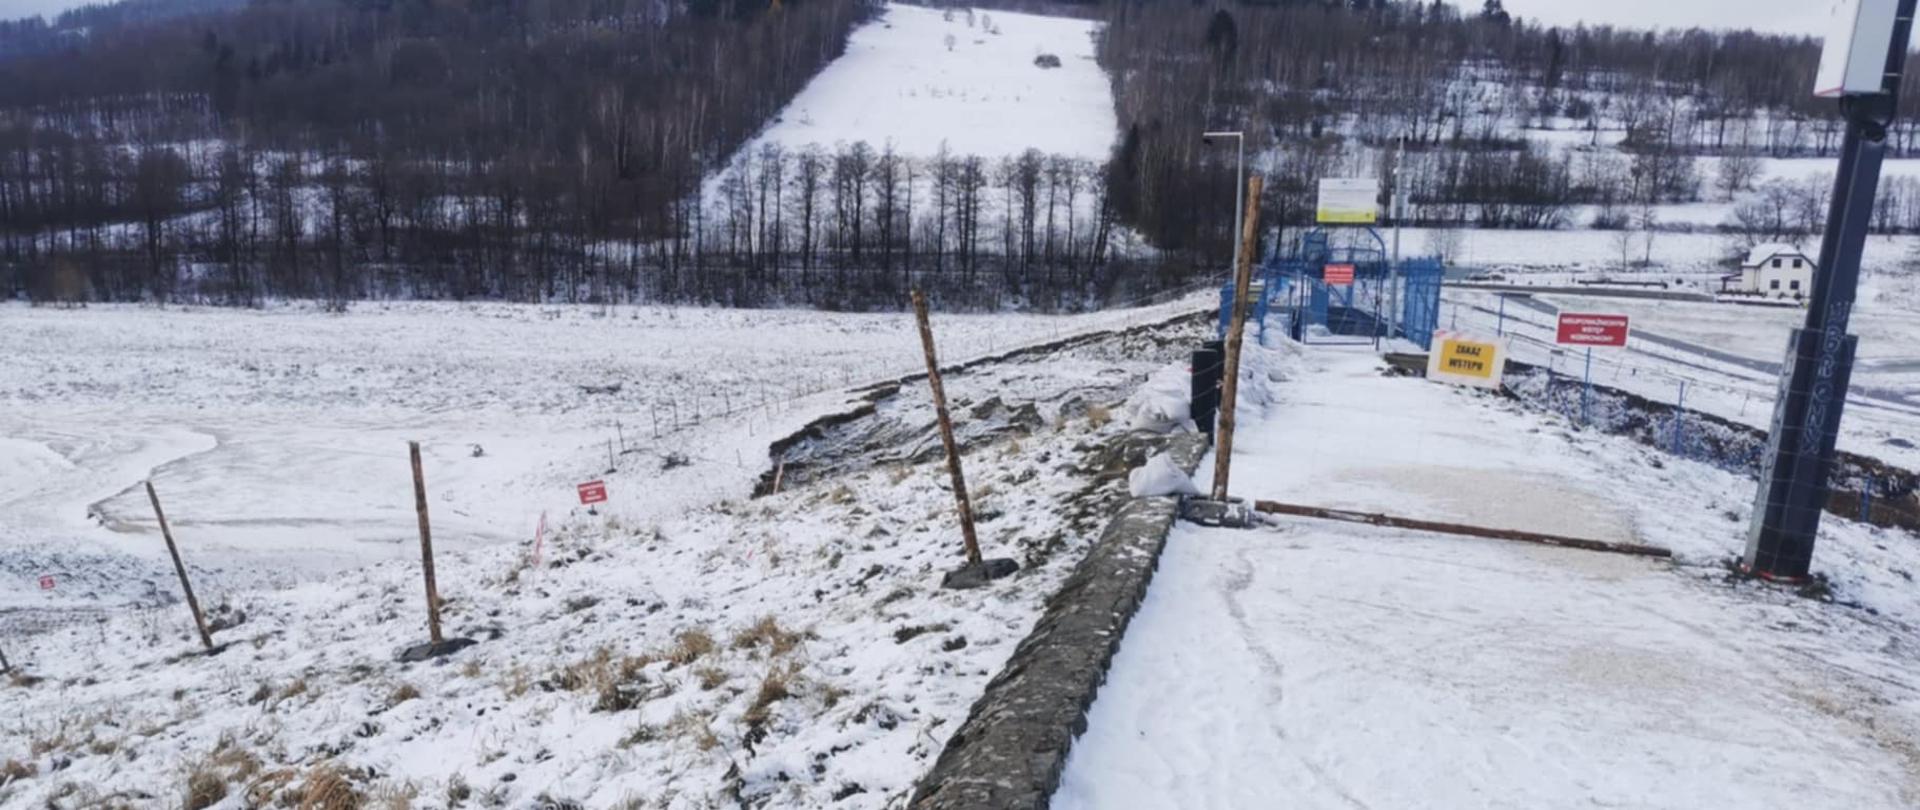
[1212, 175, 1265, 501]
[409, 441, 444, 644]
[1251, 500, 1674, 559]
[912, 289, 984, 566]
[145, 481, 213, 650]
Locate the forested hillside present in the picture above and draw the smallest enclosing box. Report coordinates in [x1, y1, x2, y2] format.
[2, 0, 1913, 309]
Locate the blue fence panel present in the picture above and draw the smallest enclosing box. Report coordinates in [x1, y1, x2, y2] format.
[1218, 227, 1445, 348]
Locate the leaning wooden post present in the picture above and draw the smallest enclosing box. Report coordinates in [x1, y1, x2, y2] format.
[1212, 174, 1265, 502]
[408, 441, 444, 644]
[145, 481, 213, 650]
[912, 290, 984, 566]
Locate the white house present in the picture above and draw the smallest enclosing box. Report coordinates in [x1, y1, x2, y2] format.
[1723, 243, 1814, 299]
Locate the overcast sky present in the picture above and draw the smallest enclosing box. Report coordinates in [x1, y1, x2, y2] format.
[0, 0, 100, 21]
[1509, 0, 1830, 37]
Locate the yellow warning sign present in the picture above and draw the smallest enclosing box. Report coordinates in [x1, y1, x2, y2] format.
[1440, 338, 1496, 379]
[1425, 331, 1508, 390]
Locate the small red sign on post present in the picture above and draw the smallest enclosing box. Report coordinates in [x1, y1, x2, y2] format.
[1556, 313, 1631, 347]
[38, 575, 54, 591]
[577, 480, 608, 505]
[1324, 263, 1356, 286]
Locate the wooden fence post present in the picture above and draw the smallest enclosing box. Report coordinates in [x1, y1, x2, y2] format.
[1212, 175, 1265, 502]
[913, 290, 984, 566]
[409, 441, 444, 644]
[145, 481, 213, 650]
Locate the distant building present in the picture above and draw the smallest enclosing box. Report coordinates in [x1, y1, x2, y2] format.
[1722, 243, 1814, 298]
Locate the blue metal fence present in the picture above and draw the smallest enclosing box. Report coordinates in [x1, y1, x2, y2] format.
[1218, 228, 1444, 349]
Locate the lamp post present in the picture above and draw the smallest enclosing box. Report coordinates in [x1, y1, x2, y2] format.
[1204, 130, 1246, 275]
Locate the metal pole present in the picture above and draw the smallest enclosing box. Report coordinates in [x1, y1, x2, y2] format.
[1390, 135, 1404, 341]
[1496, 294, 1506, 337]
[1581, 347, 1593, 426]
[1212, 175, 1264, 502]
[1205, 131, 1246, 279]
[1745, 0, 1915, 582]
[1235, 136, 1245, 278]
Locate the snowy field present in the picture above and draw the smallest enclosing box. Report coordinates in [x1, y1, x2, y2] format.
[0, 298, 1213, 805]
[0, 297, 1202, 622]
[1057, 343, 1920, 808]
[740, 4, 1113, 161]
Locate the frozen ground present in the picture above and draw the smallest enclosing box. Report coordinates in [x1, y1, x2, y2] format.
[0, 299, 1213, 806]
[1056, 343, 1920, 809]
[0, 296, 1202, 625]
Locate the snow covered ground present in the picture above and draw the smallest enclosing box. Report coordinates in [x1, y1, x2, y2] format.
[739, 3, 1113, 161]
[1438, 282, 1920, 471]
[1055, 343, 1920, 808]
[0, 298, 1213, 806]
[0, 296, 1203, 624]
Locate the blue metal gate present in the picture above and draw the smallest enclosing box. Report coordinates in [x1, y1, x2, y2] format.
[1218, 228, 1445, 349]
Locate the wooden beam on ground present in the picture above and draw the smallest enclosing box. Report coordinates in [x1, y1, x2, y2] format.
[1251, 499, 1673, 559]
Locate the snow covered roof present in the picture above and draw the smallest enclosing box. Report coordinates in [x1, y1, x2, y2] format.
[1744, 243, 1810, 268]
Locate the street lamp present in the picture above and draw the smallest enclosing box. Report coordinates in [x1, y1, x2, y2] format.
[1203, 130, 1245, 274]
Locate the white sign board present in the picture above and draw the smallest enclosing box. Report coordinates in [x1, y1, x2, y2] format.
[1425, 331, 1508, 391]
[1317, 178, 1378, 224]
[1816, 0, 1900, 97]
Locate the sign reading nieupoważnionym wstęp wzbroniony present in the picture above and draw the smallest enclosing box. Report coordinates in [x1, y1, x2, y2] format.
[1316, 178, 1378, 224]
[1426, 331, 1508, 390]
[1555, 313, 1631, 347]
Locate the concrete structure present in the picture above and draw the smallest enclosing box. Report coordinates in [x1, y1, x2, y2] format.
[1723, 243, 1814, 298]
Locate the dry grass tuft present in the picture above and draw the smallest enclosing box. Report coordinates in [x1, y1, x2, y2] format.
[667, 629, 715, 665]
[387, 682, 421, 707]
[554, 647, 653, 713]
[183, 763, 228, 810]
[297, 763, 364, 810]
[618, 722, 660, 748]
[667, 710, 721, 752]
[693, 665, 729, 691]
[1, 758, 36, 783]
[731, 616, 804, 658]
[742, 669, 793, 730]
[279, 677, 310, 702]
[370, 780, 418, 809]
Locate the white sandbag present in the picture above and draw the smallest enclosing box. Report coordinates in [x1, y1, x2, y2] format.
[1129, 452, 1201, 498]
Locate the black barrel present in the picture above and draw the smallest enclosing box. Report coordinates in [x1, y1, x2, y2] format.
[1191, 339, 1224, 441]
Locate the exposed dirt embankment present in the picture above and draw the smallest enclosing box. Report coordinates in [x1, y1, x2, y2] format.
[755, 310, 1211, 497]
[1506, 362, 1920, 533]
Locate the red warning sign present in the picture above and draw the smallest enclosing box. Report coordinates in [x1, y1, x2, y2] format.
[1556, 313, 1631, 347]
[577, 480, 608, 505]
[1324, 263, 1356, 286]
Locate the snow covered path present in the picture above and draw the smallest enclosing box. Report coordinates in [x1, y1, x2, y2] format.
[1054, 345, 1920, 809]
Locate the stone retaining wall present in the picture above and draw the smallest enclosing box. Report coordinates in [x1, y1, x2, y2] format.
[908, 431, 1209, 810]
